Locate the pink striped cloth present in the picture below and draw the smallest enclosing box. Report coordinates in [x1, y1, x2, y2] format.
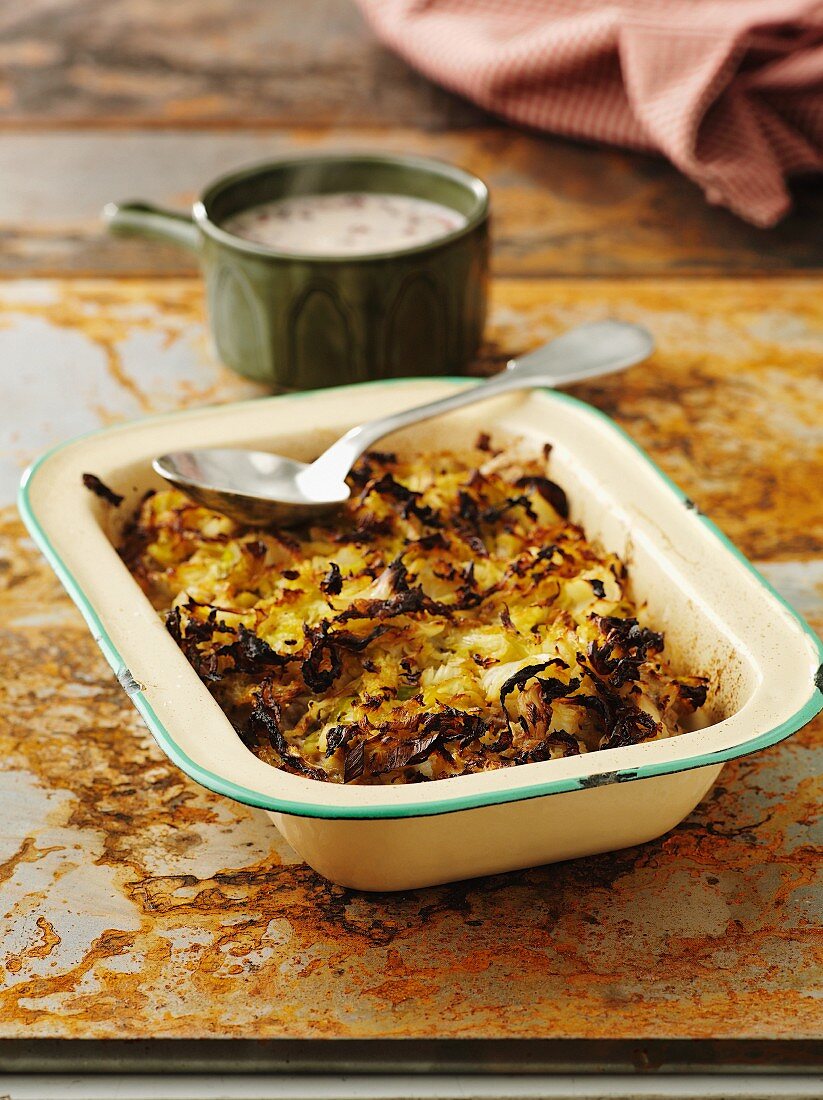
[356, 0, 823, 226]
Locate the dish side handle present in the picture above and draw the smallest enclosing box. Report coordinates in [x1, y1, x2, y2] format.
[103, 201, 200, 252]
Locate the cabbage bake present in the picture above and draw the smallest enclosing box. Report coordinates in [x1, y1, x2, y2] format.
[121, 437, 709, 785]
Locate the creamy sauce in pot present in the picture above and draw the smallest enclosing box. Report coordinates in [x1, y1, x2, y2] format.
[222, 192, 467, 256]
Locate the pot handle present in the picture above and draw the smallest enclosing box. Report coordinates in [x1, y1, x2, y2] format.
[103, 201, 200, 252]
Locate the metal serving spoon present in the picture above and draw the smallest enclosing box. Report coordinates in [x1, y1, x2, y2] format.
[154, 320, 653, 527]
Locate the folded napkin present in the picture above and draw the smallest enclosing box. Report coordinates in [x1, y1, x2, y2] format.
[356, 0, 823, 226]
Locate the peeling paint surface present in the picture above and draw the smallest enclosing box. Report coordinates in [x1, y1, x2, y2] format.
[0, 280, 261, 499]
[1, 277, 821, 1040]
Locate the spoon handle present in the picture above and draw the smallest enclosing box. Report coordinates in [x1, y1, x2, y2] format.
[302, 321, 653, 489]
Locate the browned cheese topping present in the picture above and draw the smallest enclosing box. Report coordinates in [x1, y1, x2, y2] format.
[121, 439, 709, 784]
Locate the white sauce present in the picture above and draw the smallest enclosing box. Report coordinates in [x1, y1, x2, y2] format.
[223, 192, 467, 256]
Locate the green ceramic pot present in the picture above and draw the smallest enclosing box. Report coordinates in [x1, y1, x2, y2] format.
[105, 153, 489, 391]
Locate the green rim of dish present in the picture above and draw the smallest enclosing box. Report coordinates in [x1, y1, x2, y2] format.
[18, 380, 823, 820]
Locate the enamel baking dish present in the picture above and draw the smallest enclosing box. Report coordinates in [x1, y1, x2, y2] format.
[19, 380, 823, 891]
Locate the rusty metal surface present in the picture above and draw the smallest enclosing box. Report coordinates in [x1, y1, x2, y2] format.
[1, 277, 821, 1041]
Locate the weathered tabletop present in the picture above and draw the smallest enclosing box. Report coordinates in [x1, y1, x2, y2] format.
[1, 0, 822, 1074]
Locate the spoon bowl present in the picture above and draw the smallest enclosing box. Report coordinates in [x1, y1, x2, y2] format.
[153, 449, 351, 527]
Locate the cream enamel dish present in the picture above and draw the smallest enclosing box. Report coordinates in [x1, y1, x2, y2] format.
[19, 380, 823, 891]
